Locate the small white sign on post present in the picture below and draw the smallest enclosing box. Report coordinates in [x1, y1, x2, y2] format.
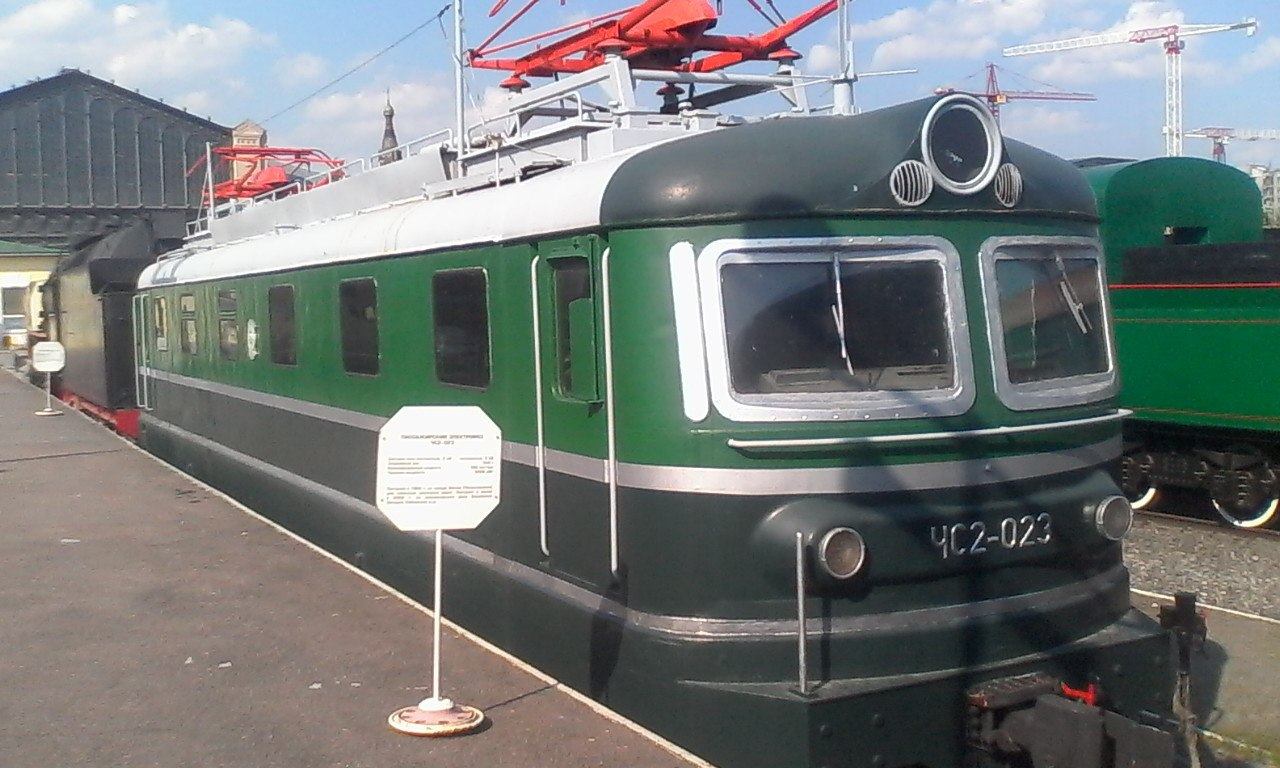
[31, 341, 66, 373]
[376, 405, 502, 531]
[31, 341, 66, 417]
[376, 405, 501, 737]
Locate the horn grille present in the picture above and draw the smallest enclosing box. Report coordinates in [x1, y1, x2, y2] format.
[993, 163, 1023, 208]
[889, 160, 934, 207]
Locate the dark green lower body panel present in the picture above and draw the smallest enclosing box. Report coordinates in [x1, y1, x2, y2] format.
[141, 412, 1174, 768]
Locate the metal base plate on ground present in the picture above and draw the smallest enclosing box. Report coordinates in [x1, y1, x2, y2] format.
[388, 698, 485, 737]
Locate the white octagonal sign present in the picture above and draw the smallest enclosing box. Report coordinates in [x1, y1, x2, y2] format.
[31, 341, 67, 373]
[376, 405, 502, 531]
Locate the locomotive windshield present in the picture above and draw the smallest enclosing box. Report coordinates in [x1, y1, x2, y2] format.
[721, 259, 951, 394]
[694, 238, 975, 423]
[981, 238, 1117, 411]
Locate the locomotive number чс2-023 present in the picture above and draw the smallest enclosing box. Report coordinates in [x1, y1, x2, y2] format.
[930, 514, 1053, 559]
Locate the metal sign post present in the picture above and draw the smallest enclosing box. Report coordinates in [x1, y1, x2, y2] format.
[31, 341, 66, 417]
[375, 405, 502, 737]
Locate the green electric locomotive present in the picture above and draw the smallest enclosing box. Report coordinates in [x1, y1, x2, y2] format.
[130, 5, 1176, 767]
[1083, 157, 1280, 528]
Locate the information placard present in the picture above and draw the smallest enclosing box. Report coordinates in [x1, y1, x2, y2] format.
[375, 406, 502, 531]
[31, 341, 67, 373]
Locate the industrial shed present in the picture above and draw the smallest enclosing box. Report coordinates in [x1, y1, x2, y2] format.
[0, 69, 229, 250]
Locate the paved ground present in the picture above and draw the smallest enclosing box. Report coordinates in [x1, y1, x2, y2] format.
[0, 369, 701, 768]
[1126, 512, 1280, 765]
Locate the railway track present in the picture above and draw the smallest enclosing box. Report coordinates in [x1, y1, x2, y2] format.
[1125, 503, 1280, 621]
[1137, 508, 1280, 541]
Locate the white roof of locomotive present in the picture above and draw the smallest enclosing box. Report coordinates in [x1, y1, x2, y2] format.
[138, 144, 645, 289]
[139, 56, 816, 289]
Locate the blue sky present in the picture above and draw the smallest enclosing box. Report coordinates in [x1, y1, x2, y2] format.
[1, 1, 1277, 170]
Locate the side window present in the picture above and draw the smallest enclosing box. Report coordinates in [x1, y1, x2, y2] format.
[433, 269, 490, 389]
[179, 293, 198, 355]
[153, 296, 169, 352]
[339, 278, 379, 375]
[550, 256, 599, 400]
[268, 284, 297, 366]
[218, 289, 238, 361]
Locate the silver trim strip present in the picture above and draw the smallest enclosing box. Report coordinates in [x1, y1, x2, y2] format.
[668, 241, 710, 423]
[727, 410, 1131, 451]
[142, 369, 1118, 496]
[132, 295, 152, 410]
[611, 438, 1120, 496]
[530, 256, 549, 557]
[601, 247, 621, 577]
[141, 366, 390, 432]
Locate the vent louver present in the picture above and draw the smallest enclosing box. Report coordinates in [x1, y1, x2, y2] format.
[889, 160, 934, 207]
[993, 163, 1023, 208]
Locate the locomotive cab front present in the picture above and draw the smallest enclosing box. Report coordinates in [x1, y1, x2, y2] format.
[596, 93, 1175, 768]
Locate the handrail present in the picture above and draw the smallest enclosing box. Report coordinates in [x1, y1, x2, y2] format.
[185, 128, 456, 238]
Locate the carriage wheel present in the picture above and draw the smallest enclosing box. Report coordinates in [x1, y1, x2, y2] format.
[1128, 484, 1161, 510]
[1210, 494, 1280, 529]
[1210, 456, 1279, 529]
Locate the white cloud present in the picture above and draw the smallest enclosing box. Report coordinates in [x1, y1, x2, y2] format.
[0, 0, 90, 36]
[1241, 36, 1280, 73]
[112, 3, 139, 25]
[854, 0, 1059, 69]
[1000, 104, 1093, 140]
[806, 43, 840, 73]
[281, 80, 455, 162]
[1229, 141, 1280, 168]
[0, 1, 274, 120]
[275, 53, 327, 86]
[1014, 2, 1185, 85]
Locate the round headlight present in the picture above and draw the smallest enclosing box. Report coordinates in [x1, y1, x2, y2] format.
[1092, 496, 1134, 541]
[817, 527, 867, 580]
[920, 94, 1002, 196]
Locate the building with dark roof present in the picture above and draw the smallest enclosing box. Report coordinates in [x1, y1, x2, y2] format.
[0, 69, 230, 250]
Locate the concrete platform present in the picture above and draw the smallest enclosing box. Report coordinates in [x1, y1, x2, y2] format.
[0, 370, 702, 768]
[1133, 592, 1280, 765]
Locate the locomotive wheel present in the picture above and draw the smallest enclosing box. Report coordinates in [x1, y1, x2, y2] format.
[1211, 495, 1280, 529]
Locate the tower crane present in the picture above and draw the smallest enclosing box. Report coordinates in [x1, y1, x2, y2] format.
[1184, 127, 1280, 163]
[1003, 18, 1257, 157]
[937, 63, 1095, 123]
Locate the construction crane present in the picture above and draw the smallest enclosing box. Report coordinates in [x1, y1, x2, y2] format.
[1184, 127, 1280, 163]
[936, 63, 1094, 123]
[1003, 18, 1257, 157]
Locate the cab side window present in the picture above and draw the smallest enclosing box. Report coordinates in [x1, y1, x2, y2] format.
[339, 278, 379, 375]
[433, 269, 491, 389]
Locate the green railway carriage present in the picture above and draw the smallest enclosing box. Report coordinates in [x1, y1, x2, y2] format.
[1082, 158, 1280, 528]
[132, 90, 1175, 768]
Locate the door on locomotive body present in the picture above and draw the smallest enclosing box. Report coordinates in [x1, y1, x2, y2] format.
[533, 236, 615, 589]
